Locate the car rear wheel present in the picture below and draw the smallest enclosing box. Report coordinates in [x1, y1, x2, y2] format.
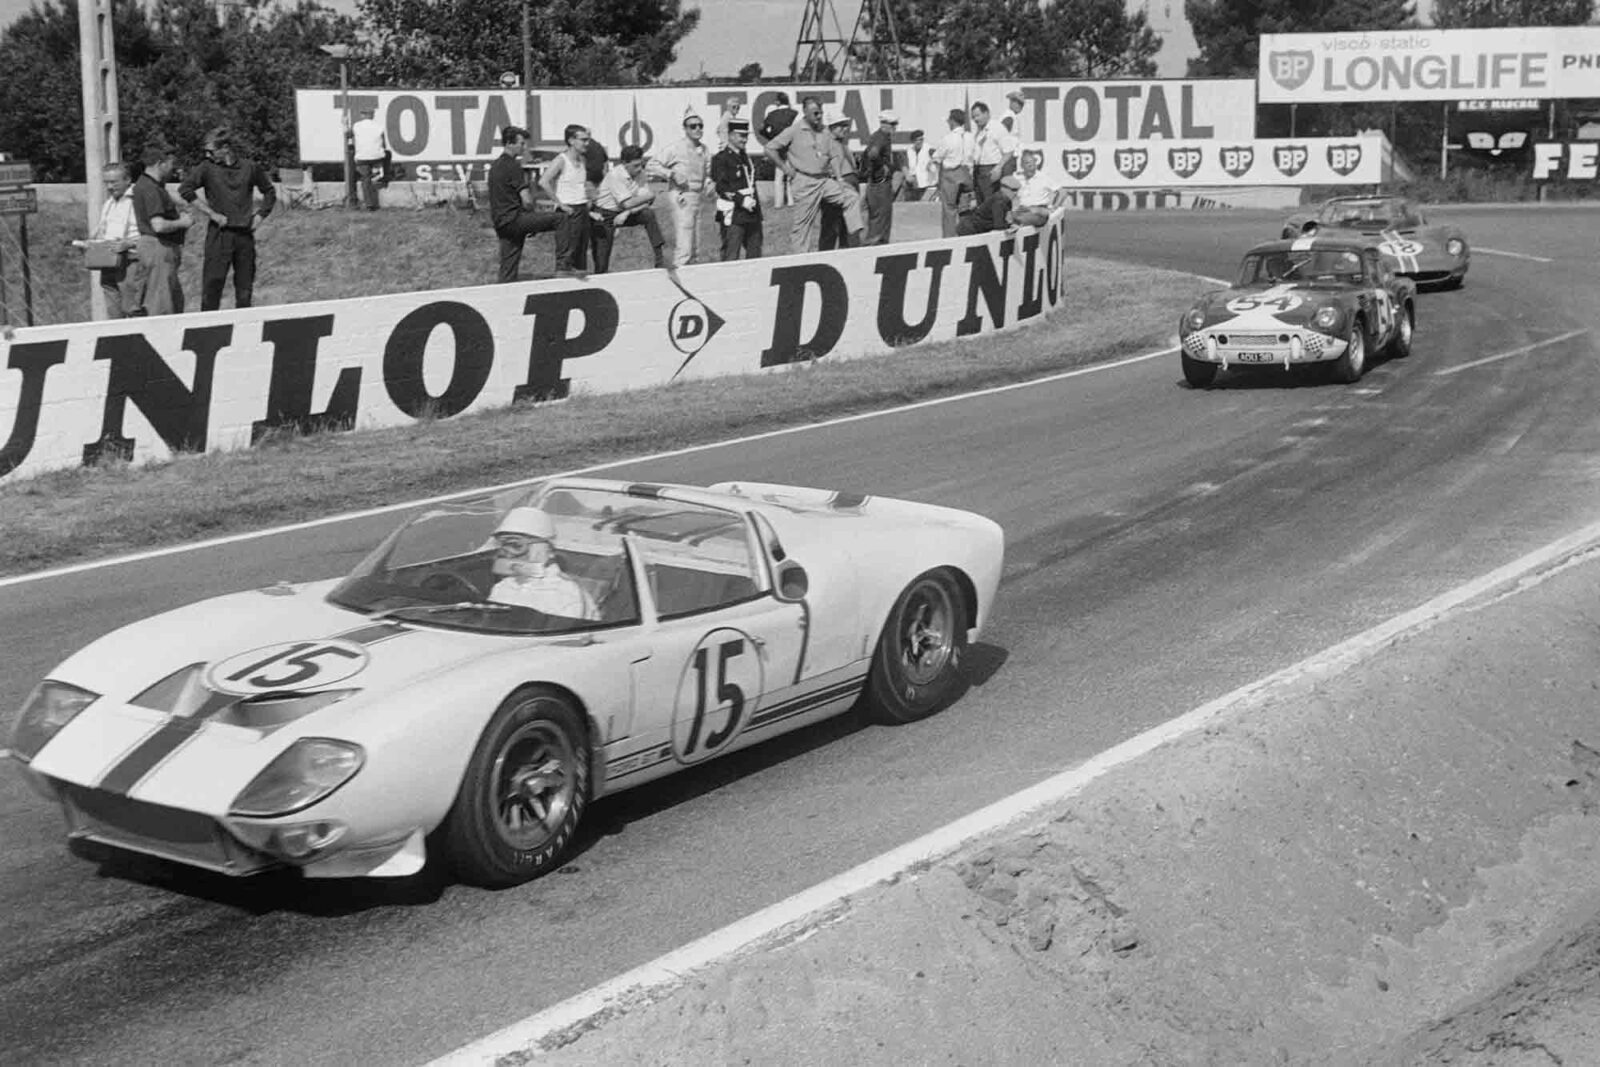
[1332, 319, 1367, 384]
[1386, 303, 1414, 359]
[865, 569, 968, 724]
[1181, 352, 1218, 388]
[441, 686, 589, 887]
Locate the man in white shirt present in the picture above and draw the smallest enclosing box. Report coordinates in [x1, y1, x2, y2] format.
[351, 105, 388, 211]
[487, 508, 598, 620]
[902, 130, 935, 202]
[647, 110, 712, 267]
[933, 108, 975, 237]
[970, 101, 1005, 202]
[82, 162, 140, 318]
[592, 144, 666, 272]
[538, 123, 596, 275]
[1009, 148, 1065, 227]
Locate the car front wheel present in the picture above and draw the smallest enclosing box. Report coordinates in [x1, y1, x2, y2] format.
[865, 569, 969, 724]
[1332, 319, 1368, 384]
[441, 686, 589, 887]
[1386, 304, 1414, 359]
[1181, 351, 1218, 388]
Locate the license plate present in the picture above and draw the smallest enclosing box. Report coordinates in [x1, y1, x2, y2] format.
[1235, 351, 1278, 363]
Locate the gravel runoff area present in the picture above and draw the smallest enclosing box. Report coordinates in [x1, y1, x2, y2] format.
[472, 532, 1600, 1066]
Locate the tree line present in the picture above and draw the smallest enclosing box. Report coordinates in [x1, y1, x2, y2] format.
[0, 0, 1591, 182]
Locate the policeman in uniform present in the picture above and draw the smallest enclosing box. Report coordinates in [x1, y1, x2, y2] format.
[711, 118, 763, 261]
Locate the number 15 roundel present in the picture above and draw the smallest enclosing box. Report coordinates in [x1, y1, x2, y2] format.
[673, 628, 764, 763]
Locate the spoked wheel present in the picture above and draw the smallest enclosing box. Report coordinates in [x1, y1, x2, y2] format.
[865, 569, 969, 724]
[1386, 304, 1414, 359]
[441, 686, 589, 887]
[1332, 319, 1367, 384]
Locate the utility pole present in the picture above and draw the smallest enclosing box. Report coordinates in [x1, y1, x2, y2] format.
[77, 0, 119, 321]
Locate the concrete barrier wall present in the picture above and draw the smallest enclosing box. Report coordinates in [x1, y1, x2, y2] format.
[0, 210, 1067, 484]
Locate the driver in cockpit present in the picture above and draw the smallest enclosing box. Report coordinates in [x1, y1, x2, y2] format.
[487, 507, 598, 620]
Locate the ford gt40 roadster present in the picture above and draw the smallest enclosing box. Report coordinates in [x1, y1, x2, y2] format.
[1281, 195, 1469, 289]
[1179, 234, 1417, 388]
[9, 478, 1004, 888]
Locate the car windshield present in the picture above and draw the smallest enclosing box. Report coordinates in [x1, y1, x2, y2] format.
[1318, 199, 1415, 229]
[1240, 249, 1367, 287]
[327, 484, 766, 634]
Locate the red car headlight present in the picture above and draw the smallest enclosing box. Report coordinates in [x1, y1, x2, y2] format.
[9, 681, 99, 762]
[1313, 306, 1342, 331]
[229, 738, 365, 817]
[1446, 238, 1465, 257]
[1182, 308, 1206, 332]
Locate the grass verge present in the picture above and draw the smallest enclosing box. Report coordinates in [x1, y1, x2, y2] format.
[0, 258, 1203, 579]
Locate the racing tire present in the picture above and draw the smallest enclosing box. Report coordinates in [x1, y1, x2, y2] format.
[440, 685, 590, 888]
[1386, 303, 1414, 359]
[1181, 352, 1218, 389]
[864, 568, 969, 724]
[1331, 318, 1368, 384]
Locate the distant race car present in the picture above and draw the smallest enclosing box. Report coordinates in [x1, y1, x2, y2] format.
[9, 478, 1004, 888]
[1280, 195, 1469, 289]
[1179, 233, 1417, 388]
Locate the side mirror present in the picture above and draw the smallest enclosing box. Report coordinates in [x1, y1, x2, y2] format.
[774, 560, 809, 601]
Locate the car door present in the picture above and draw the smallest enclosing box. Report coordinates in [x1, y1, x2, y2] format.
[1362, 250, 1396, 343]
[621, 513, 807, 770]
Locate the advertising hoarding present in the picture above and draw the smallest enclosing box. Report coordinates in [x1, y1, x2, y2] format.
[1039, 135, 1383, 187]
[294, 79, 1256, 180]
[1258, 27, 1600, 103]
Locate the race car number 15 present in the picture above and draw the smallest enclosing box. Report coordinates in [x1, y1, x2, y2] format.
[674, 628, 764, 763]
[206, 639, 371, 695]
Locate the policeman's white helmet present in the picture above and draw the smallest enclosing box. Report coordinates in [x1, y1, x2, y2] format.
[495, 506, 556, 541]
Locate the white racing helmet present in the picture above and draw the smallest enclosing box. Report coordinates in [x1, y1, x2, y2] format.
[495, 506, 556, 541]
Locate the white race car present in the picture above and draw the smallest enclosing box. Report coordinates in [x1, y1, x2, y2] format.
[9, 478, 1004, 887]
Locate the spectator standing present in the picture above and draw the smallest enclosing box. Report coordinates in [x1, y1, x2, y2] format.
[351, 105, 387, 211]
[130, 145, 193, 316]
[933, 108, 975, 238]
[902, 129, 934, 202]
[583, 135, 610, 203]
[178, 127, 276, 311]
[861, 109, 900, 245]
[971, 102, 1003, 202]
[84, 162, 140, 318]
[489, 125, 560, 283]
[711, 118, 762, 261]
[591, 144, 666, 272]
[756, 92, 799, 207]
[715, 99, 745, 148]
[1002, 89, 1026, 137]
[539, 124, 596, 275]
[649, 111, 712, 268]
[766, 96, 863, 254]
[818, 109, 861, 251]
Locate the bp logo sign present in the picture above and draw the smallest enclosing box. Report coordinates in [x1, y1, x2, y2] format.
[1268, 51, 1314, 92]
[1327, 143, 1364, 177]
[1061, 148, 1096, 180]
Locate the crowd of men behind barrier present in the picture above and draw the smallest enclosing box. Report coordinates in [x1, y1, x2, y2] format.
[76, 89, 1072, 316]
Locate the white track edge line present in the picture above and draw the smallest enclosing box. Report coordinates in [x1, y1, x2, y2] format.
[1474, 247, 1553, 263]
[428, 515, 1600, 1067]
[0, 344, 1184, 591]
[1435, 328, 1589, 376]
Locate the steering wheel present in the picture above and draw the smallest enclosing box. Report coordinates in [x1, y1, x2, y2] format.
[420, 571, 481, 599]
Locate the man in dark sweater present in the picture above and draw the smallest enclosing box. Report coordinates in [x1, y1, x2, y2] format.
[489, 125, 561, 283]
[131, 144, 194, 316]
[178, 126, 276, 310]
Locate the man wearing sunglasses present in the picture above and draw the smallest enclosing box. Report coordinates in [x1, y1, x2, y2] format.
[648, 111, 712, 267]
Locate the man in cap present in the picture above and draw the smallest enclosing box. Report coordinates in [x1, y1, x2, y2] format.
[764, 94, 864, 254]
[860, 109, 902, 245]
[818, 108, 861, 251]
[487, 507, 598, 620]
[932, 107, 976, 237]
[648, 109, 713, 267]
[711, 118, 763, 260]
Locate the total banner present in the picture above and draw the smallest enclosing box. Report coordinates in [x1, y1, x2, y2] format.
[294, 79, 1255, 181]
[1531, 142, 1600, 180]
[1041, 135, 1383, 187]
[0, 214, 1067, 485]
[1258, 27, 1600, 104]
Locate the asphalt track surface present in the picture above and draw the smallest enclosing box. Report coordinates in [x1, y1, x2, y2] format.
[3, 207, 1597, 1064]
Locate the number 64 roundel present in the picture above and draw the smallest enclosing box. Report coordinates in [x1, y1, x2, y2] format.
[672, 628, 765, 763]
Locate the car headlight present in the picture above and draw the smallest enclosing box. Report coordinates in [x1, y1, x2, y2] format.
[1446, 238, 1464, 257]
[9, 682, 99, 762]
[1182, 307, 1206, 332]
[229, 738, 365, 817]
[1313, 306, 1342, 330]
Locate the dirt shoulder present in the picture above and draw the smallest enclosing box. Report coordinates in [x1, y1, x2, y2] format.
[509, 539, 1600, 1065]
